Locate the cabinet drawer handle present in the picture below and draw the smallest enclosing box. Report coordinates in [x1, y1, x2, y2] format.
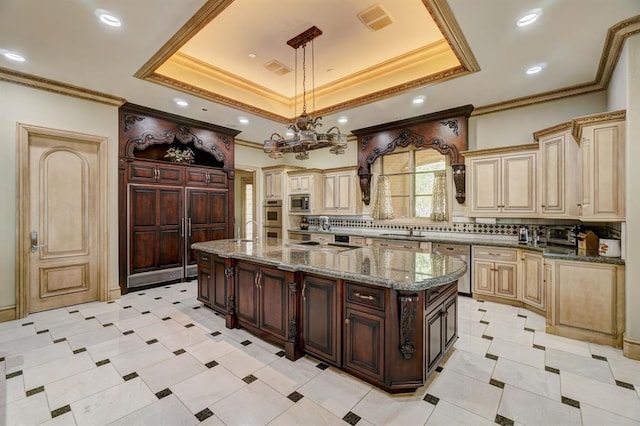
[354, 292, 375, 301]
[302, 282, 306, 300]
[201, 256, 209, 261]
[379, 243, 388, 247]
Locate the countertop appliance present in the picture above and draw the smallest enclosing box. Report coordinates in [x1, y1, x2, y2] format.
[433, 243, 471, 296]
[546, 226, 577, 247]
[289, 194, 310, 212]
[318, 215, 330, 231]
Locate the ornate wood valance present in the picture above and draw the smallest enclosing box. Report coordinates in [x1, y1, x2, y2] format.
[351, 105, 474, 205]
[118, 102, 240, 176]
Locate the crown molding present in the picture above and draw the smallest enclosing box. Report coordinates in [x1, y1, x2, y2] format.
[0, 67, 125, 107]
[473, 15, 640, 117]
[571, 109, 626, 140]
[460, 143, 539, 158]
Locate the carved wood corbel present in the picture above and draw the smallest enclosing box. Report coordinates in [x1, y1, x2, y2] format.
[398, 293, 420, 359]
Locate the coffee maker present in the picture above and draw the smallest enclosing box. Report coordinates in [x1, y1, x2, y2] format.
[518, 226, 529, 244]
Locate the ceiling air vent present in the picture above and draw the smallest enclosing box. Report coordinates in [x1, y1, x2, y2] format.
[357, 4, 393, 31]
[264, 60, 291, 76]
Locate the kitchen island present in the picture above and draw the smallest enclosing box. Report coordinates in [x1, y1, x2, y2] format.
[192, 238, 467, 393]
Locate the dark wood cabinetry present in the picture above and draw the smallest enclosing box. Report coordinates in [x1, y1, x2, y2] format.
[344, 307, 385, 382]
[425, 283, 458, 374]
[235, 261, 288, 341]
[118, 103, 240, 292]
[301, 275, 341, 365]
[197, 252, 228, 315]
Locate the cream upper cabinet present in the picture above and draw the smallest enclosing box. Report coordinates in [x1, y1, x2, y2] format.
[263, 167, 284, 200]
[323, 167, 361, 215]
[464, 146, 537, 217]
[289, 175, 311, 194]
[573, 111, 625, 221]
[535, 125, 580, 218]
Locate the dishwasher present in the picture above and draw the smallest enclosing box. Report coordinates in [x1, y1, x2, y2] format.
[433, 243, 471, 296]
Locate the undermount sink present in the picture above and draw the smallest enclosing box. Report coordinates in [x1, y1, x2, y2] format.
[229, 239, 253, 243]
[381, 233, 412, 237]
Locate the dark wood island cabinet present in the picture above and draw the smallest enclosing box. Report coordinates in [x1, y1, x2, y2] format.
[192, 239, 466, 393]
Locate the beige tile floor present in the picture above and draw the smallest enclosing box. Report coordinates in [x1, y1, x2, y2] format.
[1, 281, 639, 425]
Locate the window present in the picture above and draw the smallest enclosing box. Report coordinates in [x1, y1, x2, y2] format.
[380, 147, 447, 219]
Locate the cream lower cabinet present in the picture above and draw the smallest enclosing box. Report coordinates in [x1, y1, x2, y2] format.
[519, 250, 545, 311]
[546, 259, 625, 347]
[464, 146, 537, 217]
[574, 111, 625, 221]
[472, 246, 518, 299]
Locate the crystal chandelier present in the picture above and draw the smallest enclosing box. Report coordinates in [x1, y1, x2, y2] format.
[263, 26, 347, 160]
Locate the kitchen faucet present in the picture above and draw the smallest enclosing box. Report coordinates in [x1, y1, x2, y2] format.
[246, 220, 260, 241]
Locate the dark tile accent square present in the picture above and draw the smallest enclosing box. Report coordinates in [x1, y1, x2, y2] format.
[123, 330, 134, 335]
[241, 340, 252, 346]
[342, 411, 361, 425]
[146, 339, 158, 345]
[141, 311, 150, 315]
[6, 370, 23, 379]
[53, 338, 67, 344]
[287, 391, 303, 403]
[485, 353, 498, 361]
[193, 306, 201, 310]
[22, 321, 34, 326]
[103, 323, 113, 327]
[592, 354, 607, 362]
[26, 385, 45, 397]
[174, 349, 186, 355]
[96, 359, 110, 367]
[524, 327, 535, 333]
[73, 348, 87, 354]
[481, 334, 494, 341]
[495, 414, 515, 426]
[205, 360, 219, 369]
[172, 301, 181, 305]
[561, 396, 580, 408]
[123, 372, 138, 381]
[517, 314, 528, 319]
[36, 329, 49, 334]
[107, 300, 116, 304]
[478, 308, 487, 312]
[68, 310, 79, 314]
[180, 289, 188, 293]
[162, 317, 171, 321]
[123, 305, 132, 309]
[243, 374, 257, 384]
[195, 408, 214, 422]
[316, 362, 329, 370]
[275, 350, 286, 357]
[154, 297, 162, 300]
[480, 320, 490, 325]
[435, 366, 443, 373]
[185, 323, 195, 328]
[423, 393, 439, 405]
[616, 380, 635, 390]
[51, 405, 71, 418]
[165, 286, 171, 289]
[0, 357, 4, 362]
[210, 331, 221, 336]
[156, 388, 172, 399]
[490, 379, 505, 389]
[545, 366, 560, 374]
[533, 344, 546, 351]
[85, 316, 95, 320]
[138, 293, 146, 296]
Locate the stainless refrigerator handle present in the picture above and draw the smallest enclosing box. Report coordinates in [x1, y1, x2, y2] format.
[188, 217, 192, 236]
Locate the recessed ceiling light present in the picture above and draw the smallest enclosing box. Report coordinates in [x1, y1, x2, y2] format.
[526, 64, 545, 75]
[1, 50, 26, 62]
[412, 95, 426, 105]
[95, 9, 121, 27]
[238, 117, 249, 125]
[517, 8, 542, 27]
[248, 53, 257, 59]
[174, 98, 189, 107]
[338, 116, 348, 124]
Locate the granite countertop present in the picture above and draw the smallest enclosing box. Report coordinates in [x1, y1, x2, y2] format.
[288, 229, 625, 265]
[191, 238, 468, 291]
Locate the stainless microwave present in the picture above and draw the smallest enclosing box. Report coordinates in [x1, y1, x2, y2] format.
[290, 194, 310, 212]
[546, 226, 576, 246]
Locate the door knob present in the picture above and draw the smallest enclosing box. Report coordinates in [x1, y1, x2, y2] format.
[30, 231, 47, 253]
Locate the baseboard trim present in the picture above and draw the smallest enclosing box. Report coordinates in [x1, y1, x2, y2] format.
[108, 286, 122, 301]
[623, 333, 640, 360]
[0, 305, 17, 322]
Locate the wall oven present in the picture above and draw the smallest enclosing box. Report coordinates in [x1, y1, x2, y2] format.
[289, 194, 310, 212]
[264, 199, 282, 228]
